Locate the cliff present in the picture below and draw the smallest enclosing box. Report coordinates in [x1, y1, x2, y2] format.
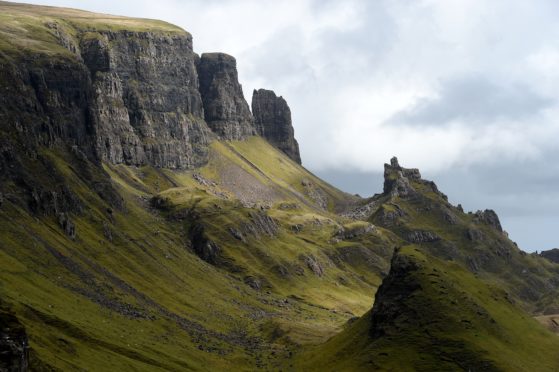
[85, 30, 211, 168]
[252, 89, 301, 164]
[0, 6, 212, 169]
[0, 3, 290, 170]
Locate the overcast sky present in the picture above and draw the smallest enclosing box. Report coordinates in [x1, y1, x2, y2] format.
[12, 0, 559, 252]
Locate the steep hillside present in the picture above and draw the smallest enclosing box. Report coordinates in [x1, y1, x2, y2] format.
[364, 157, 559, 315]
[0, 127, 402, 370]
[295, 246, 559, 371]
[293, 158, 559, 370]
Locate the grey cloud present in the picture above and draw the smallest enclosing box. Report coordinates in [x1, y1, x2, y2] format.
[389, 75, 554, 126]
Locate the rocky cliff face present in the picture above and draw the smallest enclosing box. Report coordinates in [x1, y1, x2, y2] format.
[0, 49, 93, 154]
[197, 53, 255, 140]
[84, 30, 212, 168]
[383, 156, 430, 197]
[0, 26, 213, 169]
[251, 89, 301, 164]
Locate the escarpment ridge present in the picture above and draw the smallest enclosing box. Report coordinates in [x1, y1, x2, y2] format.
[0, 1, 301, 169]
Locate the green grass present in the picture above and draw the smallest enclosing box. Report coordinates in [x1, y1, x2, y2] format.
[0, 1, 186, 62]
[2, 137, 559, 370]
[294, 246, 559, 371]
[0, 139, 395, 370]
[370, 167, 559, 315]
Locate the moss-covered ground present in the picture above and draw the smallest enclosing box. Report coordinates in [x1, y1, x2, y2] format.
[0, 137, 397, 370]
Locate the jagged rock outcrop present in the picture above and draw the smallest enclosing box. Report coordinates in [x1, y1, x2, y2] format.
[383, 157, 418, 197]
[474, 209, 503, 232]
[300, 254, 325, 277]
[197, 53, 255, 140]
[251, 89, 301, 164]
[407, 230, 440, 243]
[383, 157, 443, 199]
[227, 211, 279, 242]
[334, 223, 375, 240]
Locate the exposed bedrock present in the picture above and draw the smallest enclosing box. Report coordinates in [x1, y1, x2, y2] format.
[251, 88, 301, 164]
[1, 28, 212, 169]
[197, 53, 255, 140]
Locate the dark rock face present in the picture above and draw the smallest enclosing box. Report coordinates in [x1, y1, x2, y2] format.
[189, 222, 221, 265]
[0, 55, 94, 154]
[1, 29, 212, 170]
[85, 31, 212, 168]
[0, 309, 29, 372]
[197, 53, 255, 140]
[251, 89, 301, 164]
[29, 184, 82, 216]
[57, 212, 76, 239]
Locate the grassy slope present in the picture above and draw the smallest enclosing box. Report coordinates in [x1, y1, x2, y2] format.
[294, 246, 559, 371]
[292, 164, 559, 371]
[0, 138, 396, 370]
[370, 167, 559, 315]
[155, 137, 396, 336]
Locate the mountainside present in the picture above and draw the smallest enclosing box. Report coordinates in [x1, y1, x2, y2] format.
[295, 246, 559, 371]
[1, 2, 559, 371]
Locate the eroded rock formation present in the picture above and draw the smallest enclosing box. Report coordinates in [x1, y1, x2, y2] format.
[252, 89, 301, 164]
[197, 53, 255, 140]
